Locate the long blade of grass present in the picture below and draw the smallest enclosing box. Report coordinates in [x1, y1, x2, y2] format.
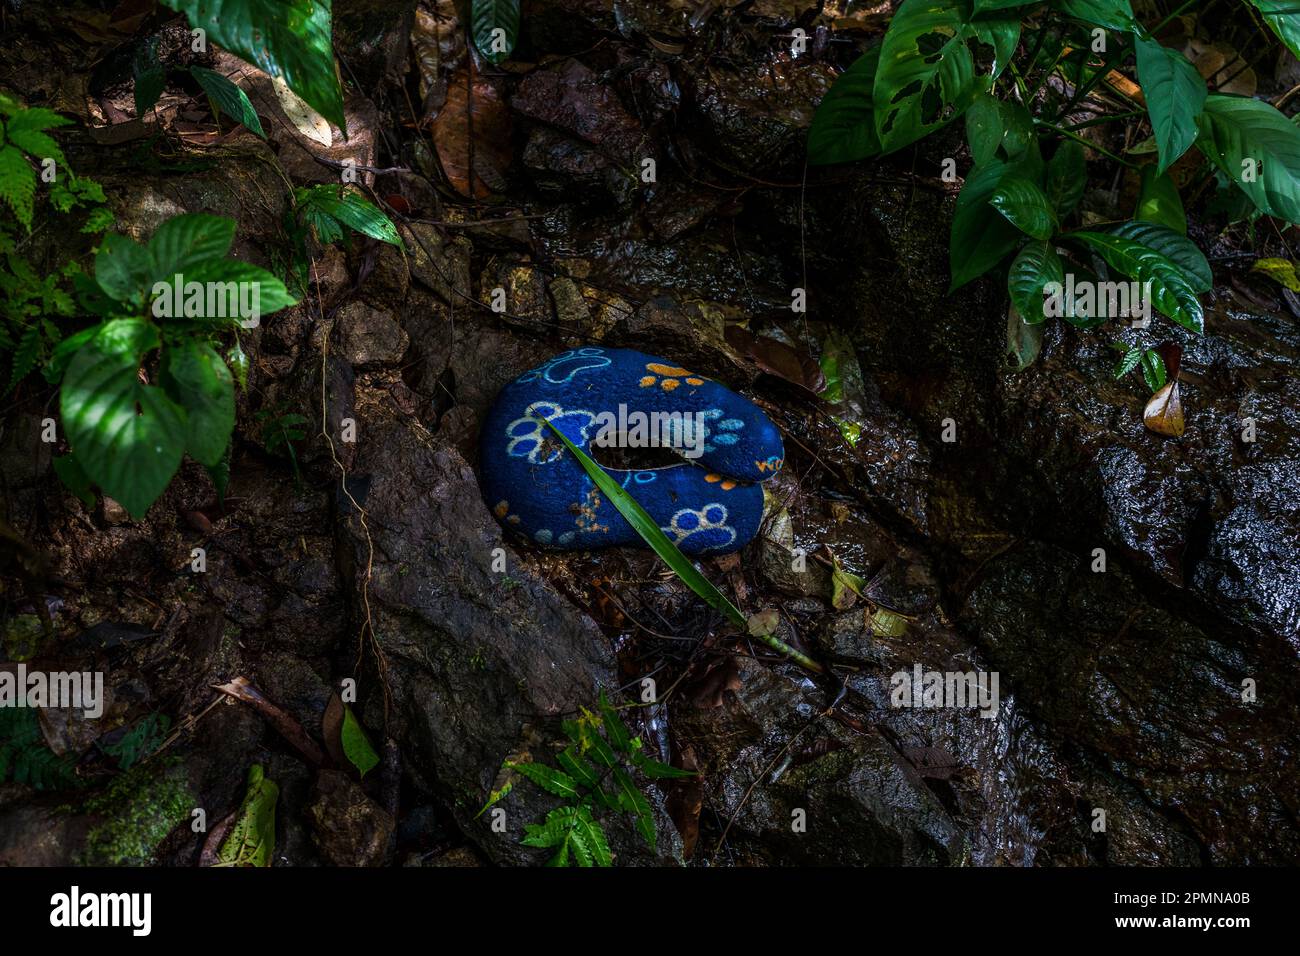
[543, 419, 823, 674]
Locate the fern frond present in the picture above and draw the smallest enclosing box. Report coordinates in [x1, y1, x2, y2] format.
[0, 145, 36, 229]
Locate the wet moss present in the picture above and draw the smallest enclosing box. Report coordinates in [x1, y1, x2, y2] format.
[77, 759, 194, 866]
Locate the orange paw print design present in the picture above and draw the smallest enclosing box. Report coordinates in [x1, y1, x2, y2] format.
[704, 473, 738, 491]
[639, 362, 706, 392]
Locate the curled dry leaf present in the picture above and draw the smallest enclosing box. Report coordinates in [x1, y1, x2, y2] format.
[272, 75, 331, 147]
[431, 65, 512, 199]
[213, 676, 324, 765]
[724, 325, 826, 396]
[1144, 381, 1185, 437]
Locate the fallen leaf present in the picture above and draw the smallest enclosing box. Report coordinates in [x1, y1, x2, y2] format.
[1144, 381, 1185, 437]
[725, 325, 826, 395]
[746, 608, 780, 637]
[1251, 257, 1300, 292]
[431, 65, 512, 199]
[272, 75, 332, 146]
[213, 676, 324, 765]
[321, 692, 348, 767]
[829, 552, 865, 611]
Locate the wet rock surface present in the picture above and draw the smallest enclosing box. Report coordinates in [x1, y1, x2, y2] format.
[1, 0, 1297, 868]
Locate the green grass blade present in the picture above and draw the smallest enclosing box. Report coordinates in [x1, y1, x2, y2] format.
[542, 419, 823, 674]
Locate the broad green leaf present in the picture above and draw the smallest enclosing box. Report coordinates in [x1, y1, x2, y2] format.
[1250, 1, 1300, 61]
[1133, 37, 1206, 176]
[95, 234, 155, 306]
[1045, 140, 1085, 216]
[216, 764, 278, 867]
[507, 761, 580, 799]
[179, 260, 300, 321]
[950, 158, 1028, 289]
[191, 66, 265, 136]
[1069, 231, 1205, 332]
[808, 47, 882, 165]
[1195, 94, 1300, 224]
[161, 339, 235, 466]
[133, 38, 166, 117]
[973, 0, 1039, 9]
[147, 213, 237, 279]
[161, 0, 344, 130]
[1135, 165, 1187, 234]
[1008, 239, 1065, 322]
[970, 18, 1021, 78]
[874, 0, 986, 153]
[966, 93, 1004, 167]
[990, 175, 1057, 238]
[1055, 0, 1135, 30]
[471, 0, 521, 65]
[1108, 220, 1211, 292]
[340, 705, 380, 778]
[60, 319, 187, 519]
[303, 187, 401, 245]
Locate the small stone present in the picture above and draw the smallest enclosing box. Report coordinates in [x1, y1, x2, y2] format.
[337, 302, 409, 367]
[102, 497, 129, 525]
[306, 769, 395, 867]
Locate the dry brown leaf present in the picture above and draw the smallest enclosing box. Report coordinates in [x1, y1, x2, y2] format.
[1144, 382, 1185, 437]
[214, 676, 324, 765]
[273, 75, 331, 147]
[431, 65, 512, 199]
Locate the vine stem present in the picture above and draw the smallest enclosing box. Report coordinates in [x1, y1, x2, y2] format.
[1035, 119, 1138, 168]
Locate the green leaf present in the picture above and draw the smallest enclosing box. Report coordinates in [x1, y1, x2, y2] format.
[178, 259, 300, 323]
[1006, 307, 1043, 370]
[133, 37, 166, 117]
[471, 0, 521, 65]
[1141, 349, 1167, 392]
[216, 764, 278, 867]
[521, 808, 571, 848]
[1045, 140, 1086, 217]
[6, 323, 41, 392]
[0, 144, 35, 229]
[191, 66, 265, 136]
[990, 175, 1057, 239]
[1107, 220, 1211, 293]
[631, 752, 697, 780]
[95, 234, 155, 306]
[1055, 0, 1135, 30]
[1134, 37, 1206, 176]
[52, 453, 95, 507]
[556, 748, 602, 789]
[1135, 165, 1187, 234]
[147, 213, 237, 278]
[340, 705, 380, 778]
[1250, 1, 1300, 61]
[60, 319, 187, 519]
[972, 0, 1038, 9]
[1068, 231, 1205, 332]
[965, 92, 1005, 168]
[1195, 93, 1300, 224]
[1113, 345, 1142, 379]
[612, 766, 656, 850]
[161, 0, 344, 130]
[808, 47, 882, 165]
[1008, 239, 1065, 323]
[302, 187, 401, 245]
[572, 808, 612, 867]
[160, 340, 235, 467]
[508, 762, 581, 799]
[950, 158, 1031, 289]
[873, 0, 987, 153]
[541, 418, 745, 628]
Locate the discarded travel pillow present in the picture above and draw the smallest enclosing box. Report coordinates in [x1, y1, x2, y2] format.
[479, 347, 784, 555]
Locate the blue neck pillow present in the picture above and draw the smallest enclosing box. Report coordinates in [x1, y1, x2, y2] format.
[479, 347, 784, 555]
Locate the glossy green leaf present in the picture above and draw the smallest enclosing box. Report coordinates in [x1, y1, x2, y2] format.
[471, 0, 521, 65]
[190, 66, 265, 137]
[990, 175, 1057, 238]
[1135, 165, 1187, 234]
[1141, 349, 1167, 392]
[950, 158, 1029, 289]
[161, 0, 344, 130]
[1108, 220, 1211, 292]
[340, 705, 380, 778]
[161, 339, 235, 467]
[1133, 37, 1206, 176]
[808, 47, 882, 165]
[1044, 140, 1086, 216]
[94, 234, 155, 306]
[1113, 345, 1143, 379]
[1249, 1, 1300, 61]
[1008, 239, 1065, 322]
[179, 260, 300, 322]
[60, 319, 187, 519]
[52, 453, 95, 507]
[301, 186, 401, 245]
[508, 761, 580, 800]
[1069, 231, 1205, 332]
[1195, 93, 1300, 224]
[1006, 307, 1043, 370]
[966, 93, 1005, 167]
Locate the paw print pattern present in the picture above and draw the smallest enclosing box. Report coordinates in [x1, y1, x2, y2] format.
[639, 362, 707, 392]
[505, 401, 596, 464]
[518, 347, 612, 385]
[663, 503, 737, 554]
